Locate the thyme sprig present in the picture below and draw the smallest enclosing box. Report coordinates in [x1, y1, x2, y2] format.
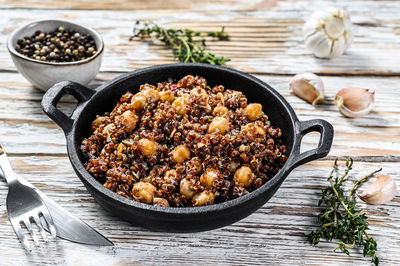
[130, 21, 230, 65]
[308, 158, 382, 265]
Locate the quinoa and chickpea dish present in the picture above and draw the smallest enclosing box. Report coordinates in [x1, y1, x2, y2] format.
[81, 75, 288, 207]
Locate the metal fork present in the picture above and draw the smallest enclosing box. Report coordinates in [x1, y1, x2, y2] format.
[0, 144, 56, 251]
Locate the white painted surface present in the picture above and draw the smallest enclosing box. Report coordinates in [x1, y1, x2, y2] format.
[0, 0, 399, 265]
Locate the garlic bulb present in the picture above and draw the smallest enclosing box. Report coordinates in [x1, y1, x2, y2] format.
[334, 87, 374, 118]
[289, 72, 325, 105]
[303, 8, 353, 58]
[359, 175, 397, 205]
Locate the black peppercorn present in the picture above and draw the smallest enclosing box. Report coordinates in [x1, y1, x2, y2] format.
[15, 26, 97, 63]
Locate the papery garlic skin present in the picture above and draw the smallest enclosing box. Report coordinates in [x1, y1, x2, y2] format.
[290, 72, 325, 105]
[303, 8, 353, 59]
[334, 87, 375, 118]
[359, 175, 397, 205]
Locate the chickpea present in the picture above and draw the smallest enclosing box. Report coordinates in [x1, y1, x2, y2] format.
[122, 110, 138, 132]
[208, 117, 230, 134]
[234, 166, 254, 187]
[153, 197, 170, 207]
[131, 93, 146, 110]
[190, 88, 211, 112]
[132, 182, 156, 204]
[213, 104, 229, 117]
[172, 145, 191, 163]
[192, 190, 215, 206]
[245, 103, 263, 121]
[164, 169, 180, 186]
[91, 116, 108, 128]
[216, 92, 225, 104]
[172, 96, 189, 115]
[180, 178, 196, 199]
[191, 157, 203, 175]
[160, 90, 176, 103]
[200, 169, 220, 189]
[142, 89, 160, 103]
[241, 123, 266, 138]
[104, 123, 116, 142]
[139, 138, 158, 156]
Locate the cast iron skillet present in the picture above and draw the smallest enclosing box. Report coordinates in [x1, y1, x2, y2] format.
[41, 63, 333, 232]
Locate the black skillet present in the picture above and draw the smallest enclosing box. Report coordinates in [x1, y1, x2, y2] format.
[42, 63, 333, 232]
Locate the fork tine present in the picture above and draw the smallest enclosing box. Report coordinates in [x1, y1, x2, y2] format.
[10, 219, 31, 252]
[24, 218, 40, 247]
[40, 210, 57, 238]
[32, 215, 48, 242]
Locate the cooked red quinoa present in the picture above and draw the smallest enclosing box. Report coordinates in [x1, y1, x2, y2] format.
[81, 75, 287, 207]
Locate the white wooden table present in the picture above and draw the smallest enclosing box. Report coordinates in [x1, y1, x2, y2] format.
[0, 1, 399, 265]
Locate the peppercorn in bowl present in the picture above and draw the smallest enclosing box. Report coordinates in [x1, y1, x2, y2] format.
[42, 63, 333, 232]
[8, 19, 103, 91]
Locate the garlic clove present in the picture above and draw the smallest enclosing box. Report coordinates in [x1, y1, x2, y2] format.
[359, 175, 397, 205]
[343, 21, 354, 49]
[344, 30, 353, 49]
[324, 15, 345, 39]
[334, 87, 375, 118]
[304, 31, 330, 58]
[330, 36, 346, 58]
[290, 72, 325, 105]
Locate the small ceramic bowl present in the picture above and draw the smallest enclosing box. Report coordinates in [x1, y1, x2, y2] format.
[7, 19, 104, 91]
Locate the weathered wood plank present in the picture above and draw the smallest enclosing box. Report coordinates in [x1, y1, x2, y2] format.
[0, 158, 398, 265]
[0, 1, 400, 75]
[0, 0, 261, 11]
[0, 72, 398, 159]
[0, 1, 399, 265]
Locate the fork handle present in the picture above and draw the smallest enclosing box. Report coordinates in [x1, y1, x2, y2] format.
[0, 145, 18, 184]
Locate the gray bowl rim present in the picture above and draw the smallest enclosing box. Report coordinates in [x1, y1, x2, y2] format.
[7, 19, 104, 66]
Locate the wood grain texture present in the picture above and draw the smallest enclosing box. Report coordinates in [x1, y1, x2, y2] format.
[0, 158, 399, 265]
[0, 0, 400, 75]
[0, 0, 263, 11]
[0, 0, 399, 265]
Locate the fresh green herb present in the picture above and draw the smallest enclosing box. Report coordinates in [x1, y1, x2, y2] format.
[308, 158, 382, 265]
[130, 21, 230, 65]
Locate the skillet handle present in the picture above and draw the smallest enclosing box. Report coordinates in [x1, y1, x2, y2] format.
[41, 81, 95, 135]
[287, 119, 334, 171]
